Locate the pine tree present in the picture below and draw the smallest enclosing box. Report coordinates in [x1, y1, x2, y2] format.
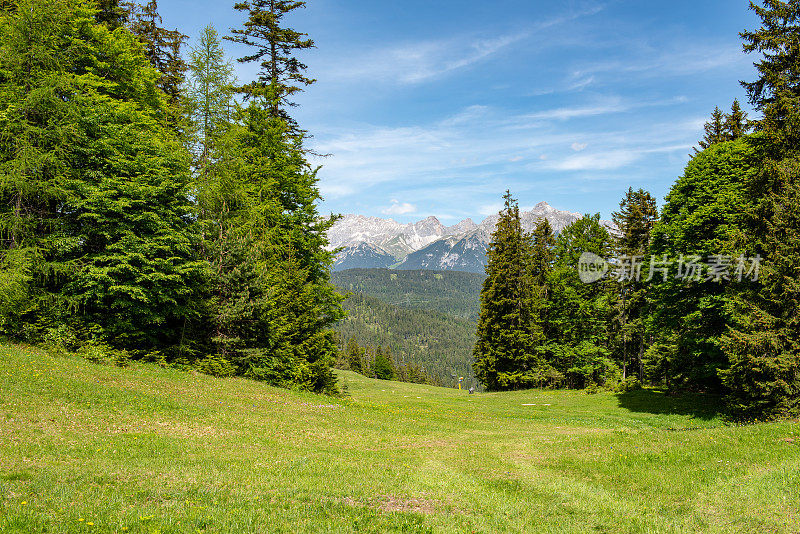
[0, 0, 204, 349]
[225, 0, 315, 125]
[473, 192, 542, 391]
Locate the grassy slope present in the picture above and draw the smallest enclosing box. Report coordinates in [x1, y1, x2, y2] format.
[1, 344, 799, 533]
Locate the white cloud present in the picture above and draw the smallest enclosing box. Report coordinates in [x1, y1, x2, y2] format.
[549, 150, 640, 171]
[571, 142, 588, 152]
[382, 199, 417, 216]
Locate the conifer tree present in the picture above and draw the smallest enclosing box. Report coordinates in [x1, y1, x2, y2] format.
[95, 0, 129, 29]
[345, 336, 363, 373]
[226, 0, 315, 125]
[373, 346, 395, 380]
[649, 139, 759, 391]
[725, 99, 751, 140]
[473, 192, 542, 390]
[187, 24, 235, 175]
[696, 107, 727, 151]
[611, 188, 658, 380]
[720, 0, 800, 417]
[128, 0, 188, 107]
[545, 215, 617, 388]
[0, 0, 204, 348]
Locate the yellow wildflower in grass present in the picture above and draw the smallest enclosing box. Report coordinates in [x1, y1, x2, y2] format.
[87, 522, 94, 526]
[78, 518, 84, 522]
[20, 501, 26, 505]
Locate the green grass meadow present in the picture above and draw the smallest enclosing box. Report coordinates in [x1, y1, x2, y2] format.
[1, 343, 799, 533]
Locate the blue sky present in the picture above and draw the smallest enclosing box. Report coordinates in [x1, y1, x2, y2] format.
[159, 0, 759, 223]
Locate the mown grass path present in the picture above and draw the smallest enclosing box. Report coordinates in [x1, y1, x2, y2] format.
[1, 344, 798, 532]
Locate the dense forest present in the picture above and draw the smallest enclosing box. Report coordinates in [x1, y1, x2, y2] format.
[334, 292, 477, 388]
[0, 0, 343, 393]
[331, 268, 483, 320]
[474, 5, 800, 421]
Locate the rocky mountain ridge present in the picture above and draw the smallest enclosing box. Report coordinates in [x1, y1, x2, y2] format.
[328, 202, 610, 272]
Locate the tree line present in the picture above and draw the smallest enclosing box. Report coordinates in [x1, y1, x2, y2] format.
[334, 292, 476, 387]
[336, 336, 440, 386]
[474, 0, 800, 419]
[0, 0, 344, 392]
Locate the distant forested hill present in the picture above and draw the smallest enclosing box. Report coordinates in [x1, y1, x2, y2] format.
[331, 268, 484, 321]
[334, 292, 478, 388]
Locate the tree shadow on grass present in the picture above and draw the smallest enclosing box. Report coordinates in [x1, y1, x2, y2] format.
[615, 388, 727, 421]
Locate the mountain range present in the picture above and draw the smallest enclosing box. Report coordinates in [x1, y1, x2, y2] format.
[328, 202, 611, 273]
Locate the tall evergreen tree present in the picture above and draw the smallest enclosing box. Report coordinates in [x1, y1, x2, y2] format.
[225, 0, 315, 124]
[696, 107, 727, 151]
[545, 215, 617, 388]
[611, 188, 658, 380]
[187, 24, 235, 176]
[0, 0, 204, 349]
[720, 0, 800, 417]
[473, 192, 542, 390]
[128, 0, 188, 107]
[649, 139, 760, 392]
[725, 99, 750, 139]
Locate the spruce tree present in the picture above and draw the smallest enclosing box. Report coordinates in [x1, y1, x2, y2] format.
[696, 107, 727, 151]
[545, 215, 617, 388]
[0, 0, 204, 349]
[720, 0, 800, 417]
[473, 192, 542, 390]
[225, 0, 315, 125]
[128, 0, 188, 108]
[611, 188, 658, 381]
[725, 99, 750, 140]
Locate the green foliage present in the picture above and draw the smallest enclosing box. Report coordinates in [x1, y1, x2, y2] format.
[331, 268, 484, 320]
[473, 192, 543, 391]
[186, 23, 235, 174]
[372, 347, 395, 381]
[335, 292, 468, 387]
[0, 248, 31, 335]
[127, 0, 187, 108]
[76, 339, 129, 367]
[42, 324, 79, 354]
[226, 0, 315, 127]
[196, 353, 236, 378]
[543, 214, 616, 389]
[0, 0, 343, 395]
[648, 138, 761, 391]
[611, 188, 659, 381]
[720, 0, 800, 419]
